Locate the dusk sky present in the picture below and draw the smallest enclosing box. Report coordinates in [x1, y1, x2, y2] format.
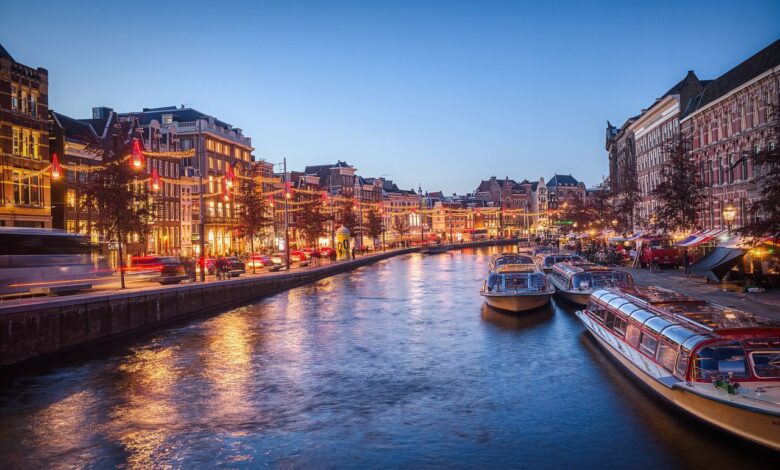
[2, 0, 778, 193]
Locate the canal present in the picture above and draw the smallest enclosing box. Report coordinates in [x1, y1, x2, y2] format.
[0, 247, 775, 468]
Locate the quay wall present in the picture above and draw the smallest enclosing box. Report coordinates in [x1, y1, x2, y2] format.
[0, 239, 517, 367]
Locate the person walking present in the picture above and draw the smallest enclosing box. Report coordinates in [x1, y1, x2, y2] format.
[683, 249, 691, 277]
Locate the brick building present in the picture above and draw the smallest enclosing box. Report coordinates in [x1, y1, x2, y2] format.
[0, 44, 51, 228]
[681, 39, 780, 231]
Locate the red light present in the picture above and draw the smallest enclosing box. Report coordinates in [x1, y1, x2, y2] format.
[51, 153, 62, 180]
[151, 167, 161, 192]
[131, 139, 144, 169]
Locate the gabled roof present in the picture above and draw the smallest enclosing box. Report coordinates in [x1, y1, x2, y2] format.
[50, 111, 97, 142]
[476, 180, 494, 192]
[0, 43, 13, 61]
[684, 39, 780, 117]
[547, 174, 580, 187]
[304, 160, 353, 174]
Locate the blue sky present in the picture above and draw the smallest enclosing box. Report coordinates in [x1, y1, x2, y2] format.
[1, 0, 778, 193]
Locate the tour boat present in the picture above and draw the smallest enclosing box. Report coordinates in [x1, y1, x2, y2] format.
[576, 286, 780, 451]
[534, 254, 585, 273]
[488, 253, 535, 273]
[548, 262, 634, 306]
[420, 244, 453, 255]
[480, 264, 555, 313]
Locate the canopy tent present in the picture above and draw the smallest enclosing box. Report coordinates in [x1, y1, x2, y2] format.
[675, 228, 727, 247]
[610, 230, 648, 243]
[689, 247, 746, 282]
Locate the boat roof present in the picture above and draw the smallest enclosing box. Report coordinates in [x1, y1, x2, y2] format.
[494, 263, 538, 273]
[552, 262, 613, 276]
[595, 286, 780, 333]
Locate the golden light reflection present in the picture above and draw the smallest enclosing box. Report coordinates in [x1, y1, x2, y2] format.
[30, 390, 100, 464]
[110, 346, 181, 468]
[203, 311, 255, 418]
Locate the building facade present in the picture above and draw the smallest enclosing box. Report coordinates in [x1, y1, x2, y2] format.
[0, 44, 51, 228]
[681, 40, 780, 231]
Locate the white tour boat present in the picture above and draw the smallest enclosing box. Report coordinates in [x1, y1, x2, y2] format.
[576, 286, 780, 451]
[548, 262, 634, 306]
[535, 254, 585, 273]
[480, 264, 554, 313]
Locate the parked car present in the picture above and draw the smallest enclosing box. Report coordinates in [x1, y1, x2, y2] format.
[127, 256, 186, 284]
[247, 254, 272, 269]
[290, 250, 309, 262]
[270, 253, 288, 266]
[319, 247, 334, 257]
[224, 256, 246, 273]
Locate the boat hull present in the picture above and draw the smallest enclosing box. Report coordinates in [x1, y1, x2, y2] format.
[576, 311, 780, 452]
[481, 292, 551, 312]
[555, 289, 592, 306]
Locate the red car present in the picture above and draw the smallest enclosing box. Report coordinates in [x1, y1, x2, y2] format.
[319, 247, 334, 257]
[247, 254, 272, 268]
[639, 237, 681, 268]
[289, 250, 309, 262]
[196, 258, 216, 275]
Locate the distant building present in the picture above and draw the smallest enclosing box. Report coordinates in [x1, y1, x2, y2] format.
[0, 44, 51, 228]
[681, 39, 780, 231]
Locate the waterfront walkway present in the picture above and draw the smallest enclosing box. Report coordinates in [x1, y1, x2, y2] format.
[626, 267, 780, 322]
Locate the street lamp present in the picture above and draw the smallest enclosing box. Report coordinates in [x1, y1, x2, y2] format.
[723, 204, 737, 236]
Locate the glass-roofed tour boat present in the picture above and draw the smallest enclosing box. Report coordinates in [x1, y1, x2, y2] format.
[548, 262, 634, 306]
[576, 286, 780, 451]
[535, 254, 585, 273]
[481, 254, 554, 313]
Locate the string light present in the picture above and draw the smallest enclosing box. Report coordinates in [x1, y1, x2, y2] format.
[50, 154, 62, 180]
[131, 138, 145, 169]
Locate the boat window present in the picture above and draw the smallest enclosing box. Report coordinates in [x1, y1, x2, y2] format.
[505, 275, 529, 290]
[693, 342, 749, 380]
[604, 312, 616, 330]
[612, 316, 627, 338]
[675, 351, 690, 379]
[625, 324, 641, 347]
[656, 340, 678, 372]
[590, 302, 607, 322]
[639, 333, 658, 357]
[487, 275, 501, 292]
[750, 351, 780, 378]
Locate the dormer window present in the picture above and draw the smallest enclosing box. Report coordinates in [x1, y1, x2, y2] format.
[162, 114, 173, 124]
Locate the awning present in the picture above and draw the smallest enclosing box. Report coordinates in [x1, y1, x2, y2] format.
[689, 247, 746, 282]
[625, 231, 647, 241]
[676, 228, 727, 247]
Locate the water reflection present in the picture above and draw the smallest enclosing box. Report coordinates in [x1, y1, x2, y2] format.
[0, 246, 775, 468]
[480, 304, 554, 331]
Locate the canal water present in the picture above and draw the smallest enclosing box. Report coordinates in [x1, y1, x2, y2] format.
[0, 247, 775, 468]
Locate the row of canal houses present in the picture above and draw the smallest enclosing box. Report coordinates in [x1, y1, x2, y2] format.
[607, 38, 780, 232]
[6, 42, 553, 258]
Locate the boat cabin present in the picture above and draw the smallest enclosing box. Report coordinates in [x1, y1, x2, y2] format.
[489, 253, 535, 272]
[483, 271, 550, 294]
[550, 262, 633, 291]
[585, 286, 780, 382]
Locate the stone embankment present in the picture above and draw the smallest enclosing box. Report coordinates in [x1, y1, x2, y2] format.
[0, 239, 517, 367]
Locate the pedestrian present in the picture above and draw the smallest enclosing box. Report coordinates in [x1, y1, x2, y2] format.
[683, 250, 691, 277]
[351, 246, 356, 260]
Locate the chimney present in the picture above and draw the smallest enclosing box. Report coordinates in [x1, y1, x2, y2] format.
[92, 106, 113, 119]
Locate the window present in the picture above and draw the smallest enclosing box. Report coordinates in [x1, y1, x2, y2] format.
[750, 351, 780, 378]
[656, 340, 678, 372]
[20, 89, 28, 114]
[67, 190, 76, 208]
[675, 351, 690, 379]
[639, 332, 658, 357]
[162, 114, 173, 124]
[29, 92, 37, 118]
[693, 342, 748, 380]
[11, 85, 18, 111]
[12, 127, 20, 155]
[625, 324, 641, 347]
[612, 316, 627, 338]
[181, 138, 193, 150]
[66, 220, 76, 233]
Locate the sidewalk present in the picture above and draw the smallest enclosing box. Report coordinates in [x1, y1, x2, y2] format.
[625, 267, 780, 323]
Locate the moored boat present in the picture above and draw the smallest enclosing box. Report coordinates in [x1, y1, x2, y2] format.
[576, 286, 780, 451]
[480, 265, 554, 313]
[548, 262, 633, 306]
[420, 244, 453, 255]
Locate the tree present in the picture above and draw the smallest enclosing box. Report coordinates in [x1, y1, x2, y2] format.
[297, 200, 327, 248]
[338, 201, 358, 234]
[740, 101, 780, 238]
[617, 160, 641, 230]
[83, 119, 152, 288]
[651, 135, 705, 233]
[365, 207, 384, 242]
[392, 217, 411, 244]
[236, 163, 271, 272]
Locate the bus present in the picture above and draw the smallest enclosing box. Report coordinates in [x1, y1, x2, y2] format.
[0, 228, 109, 295]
